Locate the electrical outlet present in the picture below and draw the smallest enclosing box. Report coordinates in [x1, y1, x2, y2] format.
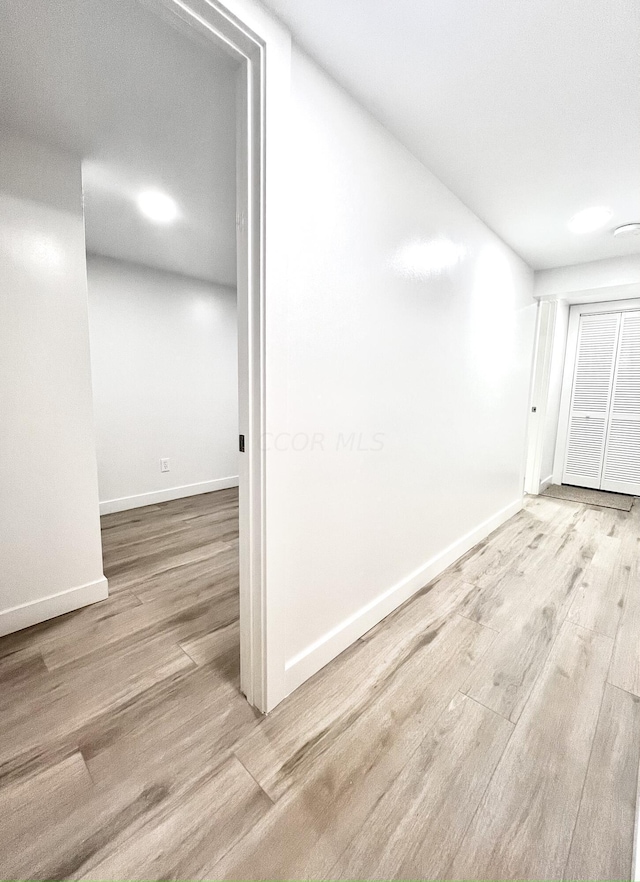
[160, 458, 170, 473]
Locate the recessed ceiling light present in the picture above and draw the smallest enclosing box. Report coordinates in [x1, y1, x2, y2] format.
[613, 223, 640, 238]
[567, 207, 613, 234]
[137, 189, 179, 224]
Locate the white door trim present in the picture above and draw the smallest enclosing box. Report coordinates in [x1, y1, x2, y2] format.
[139, 0, 291, 711]
[553, 298, 640, 487]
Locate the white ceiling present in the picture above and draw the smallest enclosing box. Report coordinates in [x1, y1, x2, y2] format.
[261, 0, 640, 270]
[0, 0, 238, 286]
[2, 0, 638, 275]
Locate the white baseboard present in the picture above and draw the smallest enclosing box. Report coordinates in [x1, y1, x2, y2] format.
[99, 476, 239, 515]
[539, 475, 553, 492]
[0, 577, 109, 638]
[283, 497, 523, 695]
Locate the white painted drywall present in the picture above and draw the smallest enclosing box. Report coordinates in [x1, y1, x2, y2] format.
[277, 49, 537, 692]
[0, 0, 539, 704]
[0, 132, 106, 635]
[536, 255, 640, 302]
[86, 255, 238, 513]
[540, 300, 570, 483]
[524, 301, 554, 495]
[259, 0, 640, 271]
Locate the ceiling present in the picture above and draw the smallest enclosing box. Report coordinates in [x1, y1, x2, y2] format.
[261, 0, 640, 270]
[1, 1, 638, 275]
[0, 0, 238, 286]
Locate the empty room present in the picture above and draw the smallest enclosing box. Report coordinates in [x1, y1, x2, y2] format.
[0, 1, 639, 880]
[82, 5, 242, 681]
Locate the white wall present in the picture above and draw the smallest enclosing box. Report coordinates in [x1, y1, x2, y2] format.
[540, 300, 570, 482]
[0, 0, 539, 706]
[86, 255, 238, 513]
[275, 49, 537, 693]
[536, 254, 640, 302]
[0, 132, 106, 635]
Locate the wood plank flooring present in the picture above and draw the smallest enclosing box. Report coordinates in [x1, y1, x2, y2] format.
[0, 488, 638, 880]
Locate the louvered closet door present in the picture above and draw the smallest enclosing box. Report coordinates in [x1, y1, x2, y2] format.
[562, 312, 621, 489]
[601, 310, 640, 495]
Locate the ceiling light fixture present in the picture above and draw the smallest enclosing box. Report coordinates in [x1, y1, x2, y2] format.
[567, 207, 612, 234]
[137, 189, 179, 224]
[613, 223, 640, 238]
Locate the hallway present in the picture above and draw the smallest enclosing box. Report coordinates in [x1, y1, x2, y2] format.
[0, 490, 638, 880]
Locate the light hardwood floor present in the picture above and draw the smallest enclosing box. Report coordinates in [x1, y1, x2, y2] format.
[0, 489, 639, 880]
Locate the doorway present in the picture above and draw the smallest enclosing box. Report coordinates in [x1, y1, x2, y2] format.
[556, 300, 640, 496]
[91, 0, 268, 706]
[0, 0, 268, 707]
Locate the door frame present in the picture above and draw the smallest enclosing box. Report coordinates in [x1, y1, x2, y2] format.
[140, 0, 277, 710]
[552, 298, 640, 487]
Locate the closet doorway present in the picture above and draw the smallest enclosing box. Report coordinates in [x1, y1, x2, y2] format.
[556, 300, 640, 496]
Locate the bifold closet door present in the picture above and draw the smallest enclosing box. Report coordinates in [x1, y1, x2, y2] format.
[601, 310, 640, 495]
[562, 312, 620, 489]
